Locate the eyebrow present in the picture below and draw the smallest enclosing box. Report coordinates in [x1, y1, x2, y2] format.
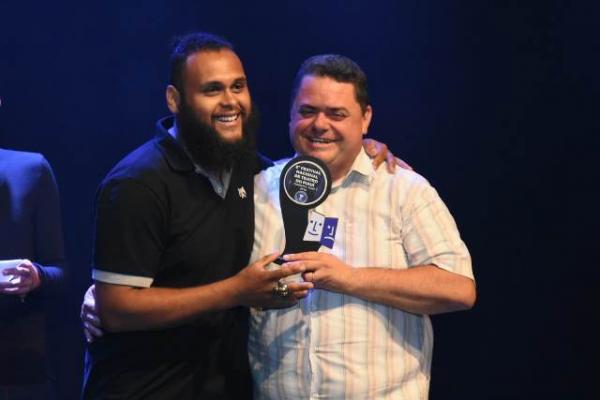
[232, 77, 247, 85]
[298, 104, 349, 114]
[199, 77, 247, 90]
[200, 81, 224, 90]
[326, 107, 349, 114]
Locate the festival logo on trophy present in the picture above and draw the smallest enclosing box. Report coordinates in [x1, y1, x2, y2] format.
[274, 156, 334, 264]
[282, 157, 330, 207]
[302, 210, 338, 249]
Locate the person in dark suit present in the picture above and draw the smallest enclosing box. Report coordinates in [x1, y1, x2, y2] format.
[0, 148, 66, 400]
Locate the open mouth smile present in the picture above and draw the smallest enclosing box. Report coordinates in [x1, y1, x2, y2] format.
[214, 113, 241, 124]
[306, 136, 338, 144]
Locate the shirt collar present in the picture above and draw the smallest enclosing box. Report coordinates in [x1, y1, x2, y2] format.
[154, 116, 194, 173]
[191, 163, 232, 199]
[333, 148, 375, 191]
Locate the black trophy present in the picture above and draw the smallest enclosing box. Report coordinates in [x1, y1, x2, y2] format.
[274, 155, 332, 265]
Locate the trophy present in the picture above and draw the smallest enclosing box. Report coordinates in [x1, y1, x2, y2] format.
[273, 155, 332, 267]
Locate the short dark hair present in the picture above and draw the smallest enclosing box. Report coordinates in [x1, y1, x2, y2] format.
[290, 54, 370, 113]
[169, 32, 234, 92]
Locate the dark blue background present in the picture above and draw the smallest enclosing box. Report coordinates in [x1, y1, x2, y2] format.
[1, 1, 597, 398]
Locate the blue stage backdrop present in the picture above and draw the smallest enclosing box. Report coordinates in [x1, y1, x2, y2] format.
[0, 1, 596, 399]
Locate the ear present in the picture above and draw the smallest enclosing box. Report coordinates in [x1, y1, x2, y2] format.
[166, 85, 181, 114]
[361, 105, 373, 136]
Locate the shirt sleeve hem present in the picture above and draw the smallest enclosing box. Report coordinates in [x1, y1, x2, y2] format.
[92, 269, 154, 288]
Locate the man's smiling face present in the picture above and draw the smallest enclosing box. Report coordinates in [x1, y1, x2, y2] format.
[180, 48, 251, 143]
[289, 75, 372, 181]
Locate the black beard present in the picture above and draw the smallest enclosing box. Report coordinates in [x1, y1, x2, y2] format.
[175, 102, 259, 172]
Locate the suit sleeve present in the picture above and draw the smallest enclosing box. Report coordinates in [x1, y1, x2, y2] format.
[33, 156, 67, 295]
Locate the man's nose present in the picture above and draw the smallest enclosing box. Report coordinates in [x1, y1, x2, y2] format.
[220, 89, 236, 107]
[312, 111, 329, 132]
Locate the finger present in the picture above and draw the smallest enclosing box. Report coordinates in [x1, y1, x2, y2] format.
[3, 287, 26, 295]
[17, 259, 33, 267]
[291, 290, 310, 300]
[83, 298, 96, 311]
[82, 310, 99, 327]
[287, 281, 314, 292]
[5, 266, 32, 278]
[302, 271, 316, 283]
[16, 265, 32, 273]
[83, 292, 97, 307]
[84, 329, 93, 343]
[283, 258, 322, 271]
[81, 306, 89, 321]
[395, 157, 413, 171]
[84, 321, 104, 338]
[386, 152, 396, 173]
[13, 274, 30, 283]
[84, 312, 102, 327]
[283, 262, 323, 282]
[281, 260, 303, 270]
[282, 252, 319, 262]
[9, 279, 30, 292]
[1, 268, 19, 275]
[255, 252, 280, 269]
[371, 143, 387, 169]
[83, 324, 96, 342]
[0, 281, 14, 289]
[275, 264, 306, 279]
[363, 138, 377, 156]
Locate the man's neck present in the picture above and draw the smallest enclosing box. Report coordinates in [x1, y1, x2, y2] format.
[329, 156, 358, 185]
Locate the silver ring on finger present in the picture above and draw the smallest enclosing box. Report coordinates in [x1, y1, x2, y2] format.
[272, 279, 289, 298]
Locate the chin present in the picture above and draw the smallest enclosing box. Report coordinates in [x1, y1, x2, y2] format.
[216, 131, 244, 143]
[303, 146, 334, 160]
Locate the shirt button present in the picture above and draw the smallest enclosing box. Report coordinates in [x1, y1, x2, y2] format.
[217, 188, 222, 194]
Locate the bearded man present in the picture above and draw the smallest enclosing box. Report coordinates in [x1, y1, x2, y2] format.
[81, 32, 314, 400]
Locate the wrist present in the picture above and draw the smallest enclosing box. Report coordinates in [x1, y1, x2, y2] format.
[31, 264, 42, 290]
[345, 268, 363, 296]
[220, 274, 244, 308]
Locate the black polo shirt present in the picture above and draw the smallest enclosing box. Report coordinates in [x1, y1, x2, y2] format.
[83, 117, 269, 400]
